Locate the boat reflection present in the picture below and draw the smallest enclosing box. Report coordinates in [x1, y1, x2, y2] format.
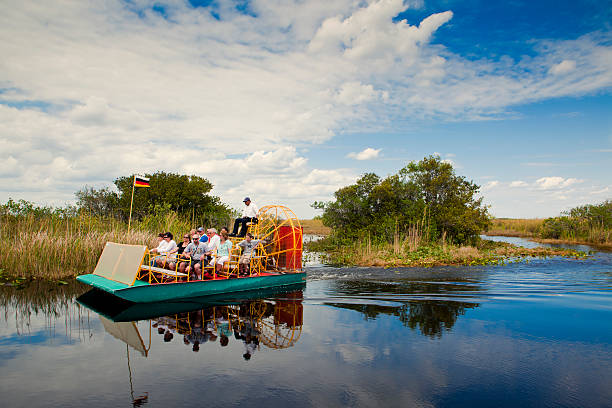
[77, 283, 306, 357]
[151, 292, 303, 357]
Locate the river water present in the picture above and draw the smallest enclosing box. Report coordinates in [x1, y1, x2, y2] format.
[1, 237, 611, 407]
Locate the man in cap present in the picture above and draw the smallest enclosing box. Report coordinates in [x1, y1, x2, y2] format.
[230, 197, 258, 237]
[197, 227, 209, 244]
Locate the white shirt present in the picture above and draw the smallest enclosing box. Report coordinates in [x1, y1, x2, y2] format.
[242, 202, 259, 218]
[206, 234, 221, 252]
[162, 240, 177, 255]
[155, 240, 169, 253]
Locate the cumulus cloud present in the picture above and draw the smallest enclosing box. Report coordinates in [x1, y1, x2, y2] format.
[535, 176, 582, 190]
[347, 147, 381, 160]
[590, 186, 610, 195]
[549, 60, 577, 75]
[482, 180, 499, 190]
[0, 0, 611, 216]
[509, 180, 528, 188]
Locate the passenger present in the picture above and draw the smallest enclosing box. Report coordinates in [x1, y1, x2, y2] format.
[237, 233, 261, 276]
[160, 232, 178, 269]
[197, 227, 209, 245]
[205, 228, 221, 261]
[215, 232, 233, 274]
[180, 233, 208, 279]
[177, 233, 190, 255]
[163, 330, 173, 342]
[149, 233, 170, 267]
[230, 197, 258, 237]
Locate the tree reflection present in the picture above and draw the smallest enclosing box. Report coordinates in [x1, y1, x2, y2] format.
[326, 278, 481, 338]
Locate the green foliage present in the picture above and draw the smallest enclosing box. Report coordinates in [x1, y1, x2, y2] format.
[538, 200, 612, 243]
[114, 172, 233, 223]
[74, 172, 235, 225]
[316, 156, 490, 245]
[1, 198, 78, 218]
[75, 186, 119, 217]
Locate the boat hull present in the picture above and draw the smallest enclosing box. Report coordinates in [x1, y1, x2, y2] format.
[76, 272, 307, 303]
[77, 283, 306, 322]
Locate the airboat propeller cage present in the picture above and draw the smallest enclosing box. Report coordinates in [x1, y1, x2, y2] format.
[252, 205, 303, 271]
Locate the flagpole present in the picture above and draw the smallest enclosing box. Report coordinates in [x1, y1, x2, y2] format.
[128, 175, 136, 233]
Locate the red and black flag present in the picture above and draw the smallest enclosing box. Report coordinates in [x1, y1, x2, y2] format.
[134, 175, 150, 188]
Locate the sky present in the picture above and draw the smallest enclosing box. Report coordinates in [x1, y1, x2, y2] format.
[1, 0, 611, 218]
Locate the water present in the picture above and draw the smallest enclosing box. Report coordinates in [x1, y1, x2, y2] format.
[1, 237, 611, 407]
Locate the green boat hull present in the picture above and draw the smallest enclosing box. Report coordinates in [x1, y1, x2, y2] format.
[77, 283, 305, 322]
[76, 272, 307, 303]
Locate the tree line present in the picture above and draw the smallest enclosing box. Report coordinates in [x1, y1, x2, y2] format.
[75, 172, 234, 226]
[1, 172, 235, 228]
[538, 200, 612, 243]
[313, 156, 491, 245]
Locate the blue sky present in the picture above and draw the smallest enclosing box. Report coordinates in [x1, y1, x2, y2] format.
[0, 0, 610, 218]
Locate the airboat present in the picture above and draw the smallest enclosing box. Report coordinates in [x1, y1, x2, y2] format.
[76, 205, 305, 303]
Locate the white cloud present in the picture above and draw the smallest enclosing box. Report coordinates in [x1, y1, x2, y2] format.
[509, 180, 528, 188]
[336, 82, 386, 106]
[482, 180, 499, 190]
[590, 186, 610, 195]
[0, 0, 611, 216]
[549, 60, 576, 75]
[535, 176, 582, 190]
[347, 147, 381, 160]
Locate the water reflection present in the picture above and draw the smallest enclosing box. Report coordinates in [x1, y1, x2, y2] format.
[324, 278, 480, 337]
[0, 280, 93, 343]
[77, 287, 305, 359]
[2, 251, 612, 407]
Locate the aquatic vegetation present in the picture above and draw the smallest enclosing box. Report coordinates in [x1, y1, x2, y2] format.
[306, 236, 588, 267]
[485, 200, 612, 249]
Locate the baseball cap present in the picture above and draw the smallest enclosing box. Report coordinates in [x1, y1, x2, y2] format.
[243, 197, 251, 202]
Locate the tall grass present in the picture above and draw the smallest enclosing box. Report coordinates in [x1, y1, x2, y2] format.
[0, 206, 226, 279]
[300, 219, 332, 236]
[486, 218, 544, 237]
[485, 199, 612, 248]
[0, 213, 156, 279]
[307, 234, 585, 267]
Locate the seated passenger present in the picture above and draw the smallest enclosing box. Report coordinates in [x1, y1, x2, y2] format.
[159, 232, 178, 269]
[177, 233, 190, 255]
[237, 233, 261, 276]
[204, 228, 220, 261]
[180, 233, 208, 279]
[197, 227, 209, 244]
[214, 232, 233, 274]
[230, 197, 258, 237]
[149, 233, 168, 266]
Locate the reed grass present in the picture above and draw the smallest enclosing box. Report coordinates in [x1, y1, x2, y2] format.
[486, 216, 612, 248]
[0, 211, 200, 279]
[300, 219, 332, 236]
[307, 231, 587, 267]
[485, 218, 544, 237]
